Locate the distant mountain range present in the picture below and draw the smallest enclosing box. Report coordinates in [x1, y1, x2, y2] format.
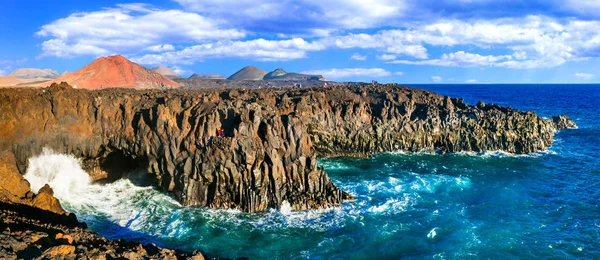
[228, 66, 326, 81]
[1, 56, 328, 88]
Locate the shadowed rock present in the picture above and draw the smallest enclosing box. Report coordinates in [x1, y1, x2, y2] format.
[0, 82, 575, 212]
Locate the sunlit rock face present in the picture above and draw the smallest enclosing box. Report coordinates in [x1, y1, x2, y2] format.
[0, 83, 573, 212]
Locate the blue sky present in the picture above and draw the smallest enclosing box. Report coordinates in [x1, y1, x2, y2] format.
[1, 0, 600, 83]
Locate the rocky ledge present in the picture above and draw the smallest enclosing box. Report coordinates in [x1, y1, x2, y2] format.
[0, 201, 207, 260]
[0, 83, 575, 214]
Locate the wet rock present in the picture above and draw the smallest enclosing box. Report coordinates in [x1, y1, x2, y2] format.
[552, 115, 577, 130]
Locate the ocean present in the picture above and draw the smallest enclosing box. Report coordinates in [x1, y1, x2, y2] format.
[23, 84, 600, 259]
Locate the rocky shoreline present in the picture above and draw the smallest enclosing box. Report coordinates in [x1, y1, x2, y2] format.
[0, 201, 207, 259]
[0, 82, 575, 258]
[0, 83, 575, 212]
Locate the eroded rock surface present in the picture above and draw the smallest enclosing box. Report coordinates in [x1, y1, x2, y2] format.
[0, 201, 206, 259]
[0, 82, 575, 212]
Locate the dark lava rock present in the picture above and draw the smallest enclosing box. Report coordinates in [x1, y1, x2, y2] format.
[0, 82, 573, 213]
[0, 201, 206, 259]
[552, 115, 578, 130]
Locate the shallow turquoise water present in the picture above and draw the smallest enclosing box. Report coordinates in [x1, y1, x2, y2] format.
[35, 84, 599, 259]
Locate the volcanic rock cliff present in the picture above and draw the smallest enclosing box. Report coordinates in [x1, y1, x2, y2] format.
[0, 83, 575, 213]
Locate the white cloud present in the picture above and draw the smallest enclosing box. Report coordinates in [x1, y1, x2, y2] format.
[574, 73, 594, 80]
[171, 65, 189, 76]
[144, 44, 175, 52]
[35, 3, 600, 70]
[318, 32, 429, 59]
[395, 71, 404, 75]
[378, 54, 397, 60]
[323, 16, 600, 68]
[563, 0, 600, 17]
[465, 79, 478, 83]
[350, 53, 367, 60]
[302, 68, 392, 79]
[174, 0, 407, 31]
[431, 76, 443, 82]
[36, 4, 245, 58]
[392, 51, 514, 67]
[133, 38, 325, 65]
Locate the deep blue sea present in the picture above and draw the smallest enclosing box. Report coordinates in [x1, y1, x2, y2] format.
[25, 84, 600, 259]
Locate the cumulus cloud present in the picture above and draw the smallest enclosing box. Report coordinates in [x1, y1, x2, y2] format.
[301, 68, 392, 79]
[431, 76, 443, 82]
[573, 73, 594, 80]
[133, 38, 325, 65]
[36, 4, 245, 58]
[171, 65, 190, 76]
[350, 53, 367, 61]
[174, 0, 407, 32]
[35, 2, 600, 70]
[395, 71, 404, 75]
[378, 54, 397, 61]
[392, 51, 514, 67]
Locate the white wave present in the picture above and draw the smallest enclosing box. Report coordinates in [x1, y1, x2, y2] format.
[367, 196, 410, 214]
[22, 148, 353, 237]
[387, 148, 558, 159]
[427, 227, 439, 239]
[280, 200, 292, 215]
[453, 149, 556, 158]
[24, 148, 91, 198]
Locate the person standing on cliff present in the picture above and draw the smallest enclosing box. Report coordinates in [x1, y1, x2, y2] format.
[217, 127, 224, 137]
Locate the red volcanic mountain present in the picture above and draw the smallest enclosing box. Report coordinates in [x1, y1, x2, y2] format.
[41, 55, 180, 89]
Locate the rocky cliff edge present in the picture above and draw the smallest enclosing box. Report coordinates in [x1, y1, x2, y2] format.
[0, 83, 576, 213]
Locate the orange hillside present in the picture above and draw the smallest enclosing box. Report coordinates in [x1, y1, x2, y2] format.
[0, 75, 23, 86]
[40, 55, 180, 89]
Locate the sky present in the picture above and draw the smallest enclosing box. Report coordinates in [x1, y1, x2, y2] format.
[1, 0, 600, 83]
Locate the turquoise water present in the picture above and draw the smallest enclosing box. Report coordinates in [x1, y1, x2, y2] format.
[36, 84, 599, 259]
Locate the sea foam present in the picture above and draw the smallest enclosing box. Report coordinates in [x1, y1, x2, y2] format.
[24, 148, 91, 198]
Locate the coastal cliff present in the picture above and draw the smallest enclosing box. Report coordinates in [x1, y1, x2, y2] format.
[0, 83, 575, 213]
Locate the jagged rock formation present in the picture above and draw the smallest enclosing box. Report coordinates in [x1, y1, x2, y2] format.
[227, 66, 268, 80]
[0, 201, 206, 259]
[189, 73, 226, 80]
[39, 55, 180, 89]
[263, 68, 325, 81]
[153, 66, 181, 79]
[0, 83, 575, 213]
[10, 68, 59, 80]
